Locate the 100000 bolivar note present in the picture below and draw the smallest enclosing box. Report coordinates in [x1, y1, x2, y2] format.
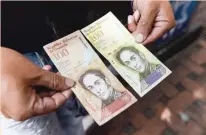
[81, 12, 172, 97]
[43, 31, 137, 126]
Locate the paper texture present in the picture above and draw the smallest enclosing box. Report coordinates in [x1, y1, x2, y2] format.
[81, 12, 172, 97]
[43, 30, 137, 125]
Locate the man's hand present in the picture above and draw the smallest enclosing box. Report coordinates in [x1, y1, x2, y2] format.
[0, 47, 75, 121]
[128, 0, 176, 45]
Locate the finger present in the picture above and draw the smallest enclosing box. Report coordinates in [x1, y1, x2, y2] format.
[142, 3, 176, 45]
[39, 92, 51, 98]
[51, 90, 73, 107]
[133, 8, 157, 43]
[142, 22, 173, 45]
[39, 91, 56, 98]
[36, 70, 75, 91]
[133, 10, 140, 22]
[128, 15, 136, 32]
[49, 91, 57, 96]
[33, 90, 73, 115]
[42, 65, 52, 71]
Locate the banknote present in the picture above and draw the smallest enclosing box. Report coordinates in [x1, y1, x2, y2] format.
[43, 30, 137, 126]
[81, 12, 172, 97]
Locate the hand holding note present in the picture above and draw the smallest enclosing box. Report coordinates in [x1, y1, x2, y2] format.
[1, 47, 74, 121]
[128, 0, 176, 44]
[44, 12, 171, 126]
[44, 31, 137, 125]
[81, 12, 171, 97]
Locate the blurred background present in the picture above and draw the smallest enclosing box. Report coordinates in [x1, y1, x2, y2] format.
[1, 1, 206, 135]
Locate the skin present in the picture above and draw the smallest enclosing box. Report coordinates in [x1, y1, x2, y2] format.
[0, 47, 75, 121]
[82, 73, 112, 101]
[0, 1, 175, 121]
[119, 50, 147, 73]
[128, 0, 176, 45]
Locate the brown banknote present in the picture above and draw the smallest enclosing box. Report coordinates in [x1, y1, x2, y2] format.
[43, 30, 137, 125]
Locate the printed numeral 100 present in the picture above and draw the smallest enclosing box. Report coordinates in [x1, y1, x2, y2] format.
[53, 49, 69, 61]
[89, 31, 104, 42]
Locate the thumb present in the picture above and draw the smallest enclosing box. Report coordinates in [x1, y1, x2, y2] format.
[36, 70, 75, 90]
[133, 8, 157, 43]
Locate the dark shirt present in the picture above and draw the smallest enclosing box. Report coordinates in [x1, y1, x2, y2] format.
[1, 1, 131, 53]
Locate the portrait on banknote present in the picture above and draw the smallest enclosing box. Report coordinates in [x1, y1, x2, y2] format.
[44, 30, 137, 125]
[116, 46, 166, 92]
[78, 69, 133, 121]
[81, 12, 172, 97]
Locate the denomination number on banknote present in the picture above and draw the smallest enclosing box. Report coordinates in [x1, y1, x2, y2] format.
[53, 49, 69, 61]
[88, 31, 103, 42]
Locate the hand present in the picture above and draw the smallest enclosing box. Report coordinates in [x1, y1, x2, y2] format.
[0, 47, 75, 121]
[128, 0, 176, 45]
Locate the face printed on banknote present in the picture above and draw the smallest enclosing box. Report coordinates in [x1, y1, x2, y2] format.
[81, 12, 171, 97]
[43, 31, 137, 126]
[78, 69, 128, 107]
[116, 46, 147, 73]
[116, 46, 167, 92]
[79, 69, 114, 101]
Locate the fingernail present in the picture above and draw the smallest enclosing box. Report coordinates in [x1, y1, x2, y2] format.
[43, 65, 52, 71]
[134, 10, 140, 22]
[135, 33, 144, 43]
[128, 15, 134, 24]
[65, 78, 75, 88]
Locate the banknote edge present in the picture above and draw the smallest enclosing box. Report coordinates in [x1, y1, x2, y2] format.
[98, 95, 137, 126]
[71, 82, 138, 126]
[81, 11, 173, 97]
[43, 30, 83, 50]
[139, 69, 172, 97]
[43, 30, 138, 126]
[81, 11, 113, 33]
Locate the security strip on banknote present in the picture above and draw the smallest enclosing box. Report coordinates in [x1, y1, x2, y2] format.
[81, 12, 172, 97]
[43, 31, 137, 126]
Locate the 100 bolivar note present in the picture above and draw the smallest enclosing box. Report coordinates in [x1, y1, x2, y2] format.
[43, 31, 137, 125]
[81, 12, 172, 97]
